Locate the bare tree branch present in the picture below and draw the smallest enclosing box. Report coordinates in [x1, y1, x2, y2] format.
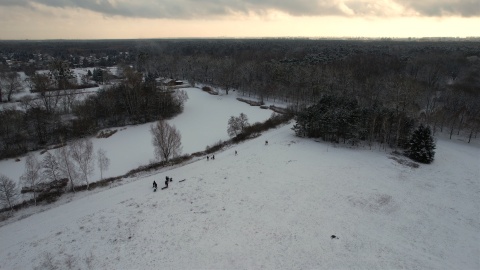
[97, 148, 110, 180]
[70, 138, 95, 190]
[20, 153, 42, 206]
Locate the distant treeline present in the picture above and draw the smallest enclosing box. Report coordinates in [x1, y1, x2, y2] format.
[1, 39, 479, 159]
[125, 39, 479, 143]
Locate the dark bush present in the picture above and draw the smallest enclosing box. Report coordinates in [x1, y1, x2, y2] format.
[206, 140, 227, 154]
[233, 113, 292, 143]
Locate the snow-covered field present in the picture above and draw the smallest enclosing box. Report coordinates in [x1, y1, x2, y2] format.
[0, 87, 479, 269]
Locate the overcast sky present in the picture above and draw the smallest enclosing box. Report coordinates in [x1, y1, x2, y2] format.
[1, 0, 479, 40]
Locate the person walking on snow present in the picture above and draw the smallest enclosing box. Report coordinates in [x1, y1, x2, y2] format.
[165, 176, 169, 188]
[153, 181, 157, 189]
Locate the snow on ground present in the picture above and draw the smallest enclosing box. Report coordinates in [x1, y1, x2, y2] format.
[0, 86, 479, 269]
[0, 121, 479, 269]
[0, 88, 273, 199]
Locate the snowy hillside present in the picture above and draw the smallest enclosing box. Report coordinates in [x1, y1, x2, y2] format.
[1, 128, 479, 268]
[0, 88, 479, 269]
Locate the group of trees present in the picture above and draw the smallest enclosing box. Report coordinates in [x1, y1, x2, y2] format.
[125, 40, 479, 144]
[74, 67, 187, 133]
[91, 68, 111, 85]
[0, 39, 132, 73]
[24, 139, 108, 199]
[292, 94, 436, 163]
[0, 60, 88, 158]
[292, 94, 415, 148]
[0, 63, 187, 159]
[0, 141, 110, 211]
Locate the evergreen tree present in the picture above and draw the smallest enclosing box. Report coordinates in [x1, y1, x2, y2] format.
[92, 68, 103, 84]
[405, 124, 436, 164]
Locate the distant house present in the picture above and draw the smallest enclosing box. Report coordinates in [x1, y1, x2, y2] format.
[164, 79, 177, 86]
[157, 78, 184, 87]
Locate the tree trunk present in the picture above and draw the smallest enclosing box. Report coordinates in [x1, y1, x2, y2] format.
[449, 118, 457, 139]
[457, 111, 465, 136]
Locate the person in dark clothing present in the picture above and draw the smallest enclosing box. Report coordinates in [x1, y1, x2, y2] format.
[153, 181, 157, 189]
[235, 150, 237, 155]
[212, 155, 215, 160]
[165, 177, 169, 188]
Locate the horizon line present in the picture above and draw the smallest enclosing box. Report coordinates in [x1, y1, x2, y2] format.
[1, 36, 480, 42]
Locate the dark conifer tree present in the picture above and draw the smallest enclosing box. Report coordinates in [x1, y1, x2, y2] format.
[405, 124, 436, 164]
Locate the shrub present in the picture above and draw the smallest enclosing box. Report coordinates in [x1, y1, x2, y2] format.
[201, 86, 218, 95]
[206, 140, 226, 154]
[232, 113, 292, 143]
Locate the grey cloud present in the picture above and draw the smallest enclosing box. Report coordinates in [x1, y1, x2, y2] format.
[1, 0, 29, 6]
[2, 0, 479, 18]
[0, 0, 348, 18]
[394, 0, 480, 17]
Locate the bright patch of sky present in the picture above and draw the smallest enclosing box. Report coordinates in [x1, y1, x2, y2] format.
[0, 0, 478, 39]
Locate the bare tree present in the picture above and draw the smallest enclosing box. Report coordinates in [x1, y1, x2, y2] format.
[150, 120, 182, 162]
[0, 174, 18, 212]
[70, 138, 95, 190]
[217, 57, 236, 95]
[238, 113, 249, 129]
[29, 73, 60, 114]
[97, 148, 110, 180]
[20, 153, 42, 206]
[0, 71, 23, 102]
[384, 75, 420, 149]
[227, 116, 240, 137]
[173, 89, 189, 109]
[55, 145, 78, 192]
[227, 113, 249, 137]
[60, 88, 81, 114]
[42, 151, 61, 182]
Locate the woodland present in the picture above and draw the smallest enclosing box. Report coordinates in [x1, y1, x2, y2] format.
[0, 39, 479, 159]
